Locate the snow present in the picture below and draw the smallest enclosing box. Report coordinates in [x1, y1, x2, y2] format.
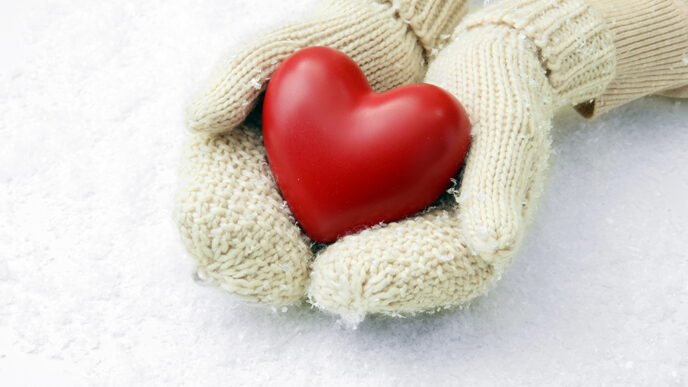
[1, 0, 687, 385]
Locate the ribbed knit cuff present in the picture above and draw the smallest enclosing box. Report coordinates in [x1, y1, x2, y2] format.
[383, 0, 468, 54]
[576, 0, 688, 117]
[457, 0, 616, 107]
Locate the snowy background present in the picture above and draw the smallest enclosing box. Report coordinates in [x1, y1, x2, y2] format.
[2, 0, 687, 385]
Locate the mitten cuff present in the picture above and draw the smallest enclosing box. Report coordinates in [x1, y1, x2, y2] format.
[384, 0, 468, 54]
[576, 0, 688, 117]
[457, 0, 616, 106]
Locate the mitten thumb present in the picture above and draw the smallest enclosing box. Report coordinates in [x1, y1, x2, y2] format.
[427, 0, 617, 268]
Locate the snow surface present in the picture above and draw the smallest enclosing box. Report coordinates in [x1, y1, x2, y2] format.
[1, 0, 687, 385]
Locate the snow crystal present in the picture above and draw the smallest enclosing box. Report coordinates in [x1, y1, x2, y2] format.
[249, 77, 262, 90]
[439, 253, 455, 262]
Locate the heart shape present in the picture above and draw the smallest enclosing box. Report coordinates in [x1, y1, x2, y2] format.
[263, 47, 471, 243]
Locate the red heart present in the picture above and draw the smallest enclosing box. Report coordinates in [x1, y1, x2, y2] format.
[263, 47, 470, 243]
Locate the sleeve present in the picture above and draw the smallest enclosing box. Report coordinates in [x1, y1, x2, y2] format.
[574, 0, 688, 118]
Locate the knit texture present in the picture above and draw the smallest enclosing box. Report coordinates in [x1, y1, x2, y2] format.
[177, 0, 467, 306]
[384, 0, 469, 55]
[178, 0, 686, 321]
[577, 0, 688, 117]
[307, 0, 616, 322]
[445, 0, 616, 262]
[186, 0, 467, 135]
[309, 208, 495, 323]
[459, 0, 616, 105]
[176, 126, 313, 305]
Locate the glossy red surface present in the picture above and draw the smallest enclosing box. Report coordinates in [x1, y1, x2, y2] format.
[263, 47, 471, 243]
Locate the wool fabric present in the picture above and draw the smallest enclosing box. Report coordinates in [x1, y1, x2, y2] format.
[308, 0, 687, 322]
[185, 0, 467, 134]
[178, 0, 688, 322]
[176, 0, 467, 306]
[309, 0, 616, 322]
[577, 0, 688, 116]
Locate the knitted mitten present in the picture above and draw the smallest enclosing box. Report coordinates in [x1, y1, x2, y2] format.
[577, 0, 688, 116]
[307, 0, 688, 323]
[187, 0, 468, 134]
[176, 0, 468, 306]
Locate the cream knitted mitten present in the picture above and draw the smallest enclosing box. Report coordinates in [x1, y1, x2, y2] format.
[186, 0, 467, 134]
[308, 0, 688, 323]
[578, 0, 688, 116]
[176, 0, 467, 305]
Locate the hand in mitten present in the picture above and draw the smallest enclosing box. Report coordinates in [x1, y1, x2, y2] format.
[176, 0, 467, 305]
[307, 0, 688, 323]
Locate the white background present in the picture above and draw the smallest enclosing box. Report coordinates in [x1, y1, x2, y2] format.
[1, 0, 687, 385]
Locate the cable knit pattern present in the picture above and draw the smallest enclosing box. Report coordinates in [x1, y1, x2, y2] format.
[178, 0, 468, 306]
[308, 0, 616, 321]
[186, 0, 468, 135]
